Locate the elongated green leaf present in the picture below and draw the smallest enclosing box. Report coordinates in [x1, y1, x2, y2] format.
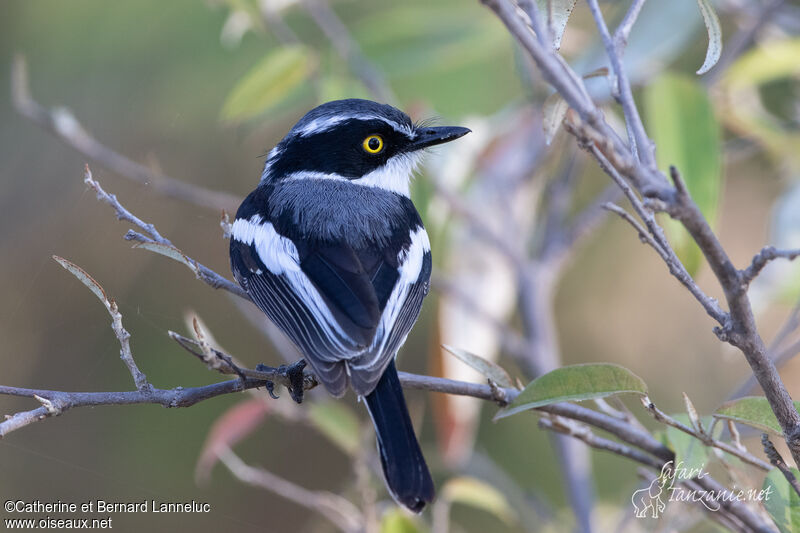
[307, 401, 361, 456]
[763, 467, 800, 533]
[535, 0, 577, 50]
[721, 39, 800, 166]
[442, 477, 517, 525]
[495, 363, 647, 420]
[714, 396, 800, 436]
[695, 0, 722, 74]
[644, 73, 721, 274]
[725, 39, 800, 87]
[221, 45, 316, 122]
[442, 344, 514, 389]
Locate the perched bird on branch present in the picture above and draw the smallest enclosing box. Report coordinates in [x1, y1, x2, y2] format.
[229, 98, 470, 512]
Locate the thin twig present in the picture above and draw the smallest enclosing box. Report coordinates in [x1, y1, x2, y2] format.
[762, 433, 800, 498]
[741, 246, 800, 286]
[84, 166, 249, 301]
[641, 396, 771, 470]
[540, 416, 775, 532]
[539, 416, 662, 469]
[218, 447, 363, 533]
[53, 255, 151, 391]
[11, 56, 239, 212]
[301, 0, 396, 104]
[589, 148, 727, 325]
[585, 0, 656, 168]
[613, 0, 648, 52]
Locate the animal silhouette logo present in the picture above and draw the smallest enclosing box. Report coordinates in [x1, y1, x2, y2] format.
[631, 462, 674, 518]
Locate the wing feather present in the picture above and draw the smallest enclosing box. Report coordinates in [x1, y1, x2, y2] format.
[230, 211, 431, 397]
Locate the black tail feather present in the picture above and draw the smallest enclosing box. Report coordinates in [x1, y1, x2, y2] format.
[365, 360, 434, 513]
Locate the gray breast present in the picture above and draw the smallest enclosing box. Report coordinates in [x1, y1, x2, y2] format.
[269, 179, 408, 248]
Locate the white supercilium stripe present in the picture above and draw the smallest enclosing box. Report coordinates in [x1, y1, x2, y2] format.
[296, 114, 415, 138]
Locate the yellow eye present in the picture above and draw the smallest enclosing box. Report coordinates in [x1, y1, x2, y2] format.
[362, 134, 384, 154]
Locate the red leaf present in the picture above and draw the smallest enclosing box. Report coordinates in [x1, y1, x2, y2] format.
[195, 398, 270, 484]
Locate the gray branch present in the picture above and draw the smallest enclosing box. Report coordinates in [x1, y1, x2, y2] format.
[11, 56, 239, 212]
[742, 246, 800, 286]
[84, 165, 249, 301]
[481, 0, 800, 470]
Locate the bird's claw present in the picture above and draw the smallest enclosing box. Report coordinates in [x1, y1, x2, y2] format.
[255, 360, 308, 403]
[264, 380, 279, 399]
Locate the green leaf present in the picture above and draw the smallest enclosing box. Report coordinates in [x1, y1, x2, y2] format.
[442, 476, 517, 525]
[494, 363, 647, 420]
[763, 467, 800, 533]
[644, 72, 722, 274]
[721, 39, 800, 165]
[714, 396, 800, 436]
[307, 401, 361, 456]
[695, 0, 722, 75]
[535, 0, 578, 50]
[724, 38, 800, 87]
[442, 344, 515, 389]
[662, 414, 712, 474]
[221, 45, 316, 122]
[380, 509, 423, 533]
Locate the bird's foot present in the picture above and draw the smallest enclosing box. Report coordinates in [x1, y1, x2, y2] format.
[280, 359, 308, 404]
[254, 359, 316, 404]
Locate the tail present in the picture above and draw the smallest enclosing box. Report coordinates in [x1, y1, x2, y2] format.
[365, 359, 435, 513]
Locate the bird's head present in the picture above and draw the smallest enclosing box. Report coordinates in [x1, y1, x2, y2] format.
[260, 99, 470, 197]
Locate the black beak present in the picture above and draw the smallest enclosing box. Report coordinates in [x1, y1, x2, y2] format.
[409, 126, 471, 150]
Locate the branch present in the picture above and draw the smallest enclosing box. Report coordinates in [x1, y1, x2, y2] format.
[481, 0, 800, 480]
[538, 415, 661, 469]
[83, 165, 249, 301]
[539, 416, 775, 532]
[641, 396, 771, 471]
[11, 56, 239, 212]
[613, 0, 648, 52]
[741, 246, 800, 286]
[586, 0, 655, 168]
[0, 379, 266, 438]
[218, 448, 363, 533]
[762, 433, 800, 498]
[301, 0, 396, 104]
[590, 149, 726, 325]
[53, 255, 151, 392]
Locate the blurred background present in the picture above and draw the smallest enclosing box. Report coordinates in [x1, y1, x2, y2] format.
[1, 0, 799, 531]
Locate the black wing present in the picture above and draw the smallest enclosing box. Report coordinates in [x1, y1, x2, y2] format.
[231, 210, 431, 397]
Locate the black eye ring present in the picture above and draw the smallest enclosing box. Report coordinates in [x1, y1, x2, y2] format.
[362, 134, 384, 154]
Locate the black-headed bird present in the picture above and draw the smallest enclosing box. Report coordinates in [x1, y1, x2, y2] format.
[230, 99, 470, 512]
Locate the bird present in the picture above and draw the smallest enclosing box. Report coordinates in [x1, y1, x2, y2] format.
[229, 98, 470, 513]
